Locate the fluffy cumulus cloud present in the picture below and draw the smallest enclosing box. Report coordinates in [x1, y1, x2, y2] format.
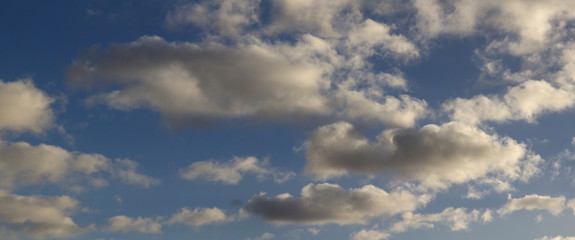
[304, 121, 540, 188]
[498, 194, 567, 216]
[179, 156, 293, 184]
[244, 183, 428, 225]
[0, 79, 54, 133]
[167, 207, 230, 227]
[107, 216, 162, 234]
[0, 191, 90, 239]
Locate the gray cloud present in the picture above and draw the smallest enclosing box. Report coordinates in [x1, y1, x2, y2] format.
[0, 191, 91, 239]
[69, 36, 332, 122]
[244, 183, 428, 225]
[304, 121, 540, 189]
[70, 1, 427, 128]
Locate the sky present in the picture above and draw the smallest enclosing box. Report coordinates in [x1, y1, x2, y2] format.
[2, 0, 575, 239]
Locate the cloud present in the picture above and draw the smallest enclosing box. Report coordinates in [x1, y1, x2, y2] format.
[0, 140, 159, 189]
[390, 208, 487, 233]
[0, 79, 54, 133]
[335, 91, 427, 128]
[68, 36, 332, 123]
[167, 207, 230, 227]
[497, 194, 567, 216]
[244, 183, 428, 225]
[112, 158, 161, 188]
[107, 216, 162, 234]
[265, 0, 360, 37]
[536, 236, 575, 240]
[304, 121, 540, 188]
[165, 0, 260, 36]
[444, 80, 575, 125]
[71, 5, 427, 128]
[350, 229, 390, 240]
[255, 232, 275, 240]
[0, 191, 90, 239]
[179, 156, 293, 184]
[411, 0, 575, 54]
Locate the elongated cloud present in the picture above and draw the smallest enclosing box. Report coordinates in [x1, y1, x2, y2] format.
[165, 0, 260, 36]
[0, 79, 53, 133]
[498, 194, 567, 216]
[390, 208, 488, 233]
[536, 236, 575, 240]
[179, 156, 294, 184]
[167, 207, 230, 227]
[350, 229, 390, 240]
[0, 140, 159, 189]
[444, 80, 575, 125]
[69, 36, 331, 121]
[244, 183, 428, 225]
[107, 216, 162, 234]
[304, 121, 540, 188]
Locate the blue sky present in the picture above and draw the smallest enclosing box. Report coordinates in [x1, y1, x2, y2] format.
[2, 0, 575, 240]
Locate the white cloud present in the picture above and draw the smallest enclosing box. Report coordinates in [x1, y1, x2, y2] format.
[536, 236, 575, 240]
[390, 208, 485, 233]
[107, 216, 162, 234]
[0, 191, 90, 239]
[335, 91, 427, 128]
[481, 210, 494, 223]
[0, 79, 54, 133]
[113, 159, 161, 188]
[498, 194, 567, 216]
[265, 0, 360, 37]
[0, 140, 159, 189]
[350, 229, 389, 240]
[444, 80, 575, 125]
[304, 121, 540, 189]
[167, 207, 230, 227]
[255, 232, 275, 240]
[0, 141, 95, 188]
[179, 156, 293, 184]
[165, 0, 260, 36]
[411, 0, 575, 54]
[345, 19, 419, 59]
[244, 183, 428, 225]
